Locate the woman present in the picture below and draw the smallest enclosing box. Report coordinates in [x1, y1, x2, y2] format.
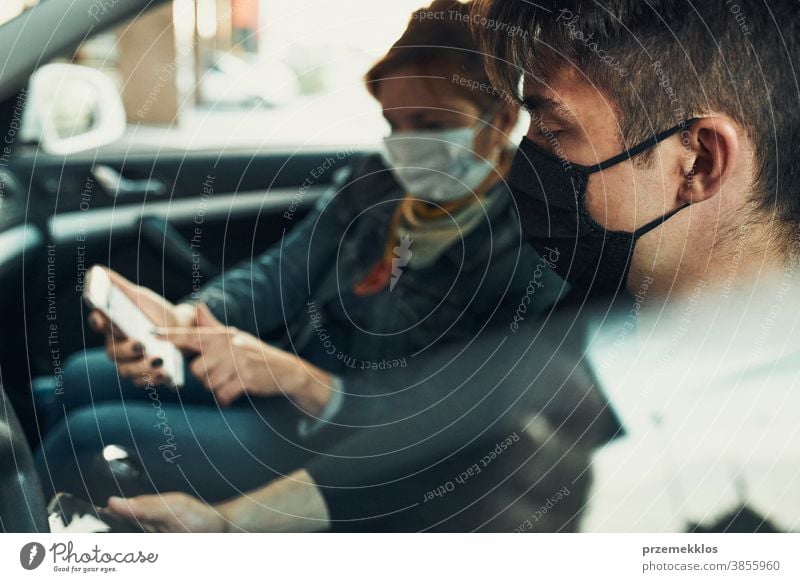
[36, 0, 563, 505]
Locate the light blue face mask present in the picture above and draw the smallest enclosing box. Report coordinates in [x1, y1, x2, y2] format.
[380, 108, 501, 203]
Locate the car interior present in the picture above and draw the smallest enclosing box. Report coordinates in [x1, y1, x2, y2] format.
[0, 0, 362, 532]
[0, 0, 797, 548]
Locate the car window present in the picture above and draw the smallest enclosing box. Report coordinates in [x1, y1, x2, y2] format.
[32, 0, 432, 155]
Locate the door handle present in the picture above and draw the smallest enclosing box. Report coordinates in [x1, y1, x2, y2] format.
[92, 165, 168, 199]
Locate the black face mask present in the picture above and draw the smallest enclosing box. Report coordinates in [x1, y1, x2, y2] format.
[508, 119, 697, 299]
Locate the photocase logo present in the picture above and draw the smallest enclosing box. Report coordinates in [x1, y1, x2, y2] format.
[20, 542, 46, 570]
[390, 235, 413, 292]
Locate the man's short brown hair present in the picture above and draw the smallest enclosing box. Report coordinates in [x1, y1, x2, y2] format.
[473, 0, 800, 246]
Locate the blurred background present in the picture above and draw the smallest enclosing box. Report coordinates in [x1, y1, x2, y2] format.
[2, 0, 433, 152]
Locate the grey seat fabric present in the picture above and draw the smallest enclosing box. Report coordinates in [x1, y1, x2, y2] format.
[0, 385, 48, 532]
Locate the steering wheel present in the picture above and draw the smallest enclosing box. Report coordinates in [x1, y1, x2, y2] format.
[0, 384, 48, 532]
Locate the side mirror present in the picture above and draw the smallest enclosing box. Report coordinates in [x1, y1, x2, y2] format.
[20, 63, 126, 155]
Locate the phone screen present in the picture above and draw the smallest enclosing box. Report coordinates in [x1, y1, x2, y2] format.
[84, 267, 185, 387]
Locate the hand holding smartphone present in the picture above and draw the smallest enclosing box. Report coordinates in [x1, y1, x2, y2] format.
[83, 266, 185, 388]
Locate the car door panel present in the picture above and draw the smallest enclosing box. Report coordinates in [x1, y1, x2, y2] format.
[0, 172, 47, 443]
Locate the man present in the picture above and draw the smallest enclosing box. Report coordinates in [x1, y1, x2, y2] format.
[108, 0, 800, 531]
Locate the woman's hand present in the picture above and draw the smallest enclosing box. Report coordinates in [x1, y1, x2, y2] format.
[106, 470, 330, 533]
[160, 305, 334, 413]
[87, 267, 197, 387]
[106, 493, 230, 533]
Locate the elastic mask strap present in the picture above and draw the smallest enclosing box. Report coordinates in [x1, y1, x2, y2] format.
[482, 102, 503, 124]
[473, 102, 505, 138]
[587, 118, 699, 174]
[471, 102, 506, 163]
[633, 203, 690, 239]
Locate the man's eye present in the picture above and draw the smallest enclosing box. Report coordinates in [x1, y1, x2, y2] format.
[529, 125, 564, 145]
[538, 128, 562, 138]
[529, 115, 563, 139]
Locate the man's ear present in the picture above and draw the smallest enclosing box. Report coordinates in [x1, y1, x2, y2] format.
[678, 117, 740, 204]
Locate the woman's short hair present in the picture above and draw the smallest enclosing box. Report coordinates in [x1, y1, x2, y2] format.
[365, 0, 501, 111]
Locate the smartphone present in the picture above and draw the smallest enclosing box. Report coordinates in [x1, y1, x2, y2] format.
[84, 266, 185, 388]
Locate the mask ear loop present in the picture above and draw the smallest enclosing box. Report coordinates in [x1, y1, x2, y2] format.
[584, 117, 698, 240]
[480, 101, 505, 125]
[472, 102, 504, 139]
[584, 118, 699, 238]
[473, 102, 507, 164]
[632, 203, 690, 239]
[586, 118, 699, 174]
